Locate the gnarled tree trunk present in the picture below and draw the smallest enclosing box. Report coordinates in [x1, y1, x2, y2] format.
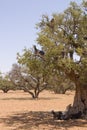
[69, 82, 87, 116]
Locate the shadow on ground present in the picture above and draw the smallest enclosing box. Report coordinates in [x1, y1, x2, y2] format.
[0, 111, 87, 130]
[0, 97, 60, 101]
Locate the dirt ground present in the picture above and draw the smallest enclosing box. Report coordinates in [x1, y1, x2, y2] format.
[0, 90, 87, 130]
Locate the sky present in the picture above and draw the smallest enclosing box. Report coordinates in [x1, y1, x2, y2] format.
[0, 0, 82, 73]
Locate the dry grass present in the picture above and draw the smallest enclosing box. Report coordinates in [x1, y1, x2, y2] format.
[0, 90, 87, 130]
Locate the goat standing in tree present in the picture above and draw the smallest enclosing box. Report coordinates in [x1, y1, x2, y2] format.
[33, 45, 45, 60]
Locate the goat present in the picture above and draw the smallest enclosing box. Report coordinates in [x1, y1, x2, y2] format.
[33, 45, 44, 56]
[51, 110, 62, 120]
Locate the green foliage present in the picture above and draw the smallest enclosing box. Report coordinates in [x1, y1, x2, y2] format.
[36, 1, 87, 86]
[37, 34, 54, 49]
[0, 74, 15, 93]
[52, 80, 75, 94]
[14, 48, 49, 98]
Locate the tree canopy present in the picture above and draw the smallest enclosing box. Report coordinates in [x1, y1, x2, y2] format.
[34, 1, 87, 115]
[36, 1, 87, 86]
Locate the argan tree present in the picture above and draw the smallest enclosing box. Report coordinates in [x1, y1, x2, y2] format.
[45, 69, 75, 94]
[51, 77, 75, 94]
[9, 49, 48, 99]
[36, 1, 87, 115]
[0, 73, 15, 93]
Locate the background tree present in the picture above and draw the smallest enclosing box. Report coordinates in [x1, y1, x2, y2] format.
[9, 48, 49, 99]
[44, 68, 75, 94]
[36, 1, 87, 115]
[50, 76, 75, 94]
[0, 73, 15, 93]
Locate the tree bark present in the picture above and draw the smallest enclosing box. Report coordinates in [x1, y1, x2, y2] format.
[68, 82, 87, 116]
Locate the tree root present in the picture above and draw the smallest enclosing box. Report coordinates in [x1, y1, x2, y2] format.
[51, 104, 85, 120]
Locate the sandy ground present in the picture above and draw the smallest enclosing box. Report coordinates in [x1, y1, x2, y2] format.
[0, 90, 87, 130]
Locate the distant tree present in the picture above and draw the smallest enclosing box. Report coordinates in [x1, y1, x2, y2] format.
[0, 73, 15, 93]
[36, 1, 87, 116]
[9, 54, 48, 99]
[50, 77, 75, 94]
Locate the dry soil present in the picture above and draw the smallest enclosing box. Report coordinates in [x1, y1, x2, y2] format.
[0, 90, 87, 130]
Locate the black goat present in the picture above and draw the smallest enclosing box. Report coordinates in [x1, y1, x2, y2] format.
[51, 110, 82, 120]
[51, 110, 62, 120]
[51, 110, 69, 120]
[33, 45, 45, 56]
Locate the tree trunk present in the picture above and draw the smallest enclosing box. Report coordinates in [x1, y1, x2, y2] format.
[69, 82, 87, 116]
[34, 91, 39, 98]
